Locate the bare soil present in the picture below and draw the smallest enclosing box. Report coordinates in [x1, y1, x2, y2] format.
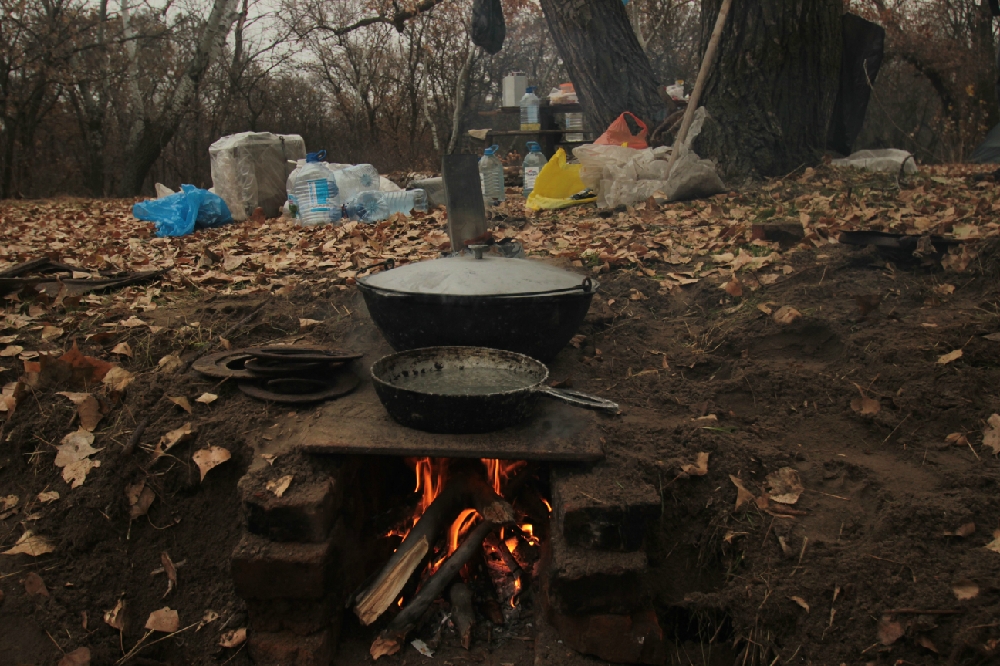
[2, 229, 999, 666]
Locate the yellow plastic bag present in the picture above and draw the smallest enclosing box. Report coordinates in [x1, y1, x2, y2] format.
[525, 148, 596, 210]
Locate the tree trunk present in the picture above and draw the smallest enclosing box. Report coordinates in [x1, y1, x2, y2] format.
[117, 0, 239, 196]
[695, 0, 843, 178]
[538, 0, 669, 133]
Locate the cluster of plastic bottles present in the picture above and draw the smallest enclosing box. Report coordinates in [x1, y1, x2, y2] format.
[287, 151, 426, 225]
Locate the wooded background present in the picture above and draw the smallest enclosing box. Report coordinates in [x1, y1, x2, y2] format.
[0, 0, 995, 198]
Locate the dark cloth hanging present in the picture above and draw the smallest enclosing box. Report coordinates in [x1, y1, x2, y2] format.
[471, 0, 506, 54]
[826, 13, 886, 156]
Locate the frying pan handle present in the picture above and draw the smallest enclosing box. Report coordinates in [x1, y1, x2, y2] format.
[534, 386, 619, 414]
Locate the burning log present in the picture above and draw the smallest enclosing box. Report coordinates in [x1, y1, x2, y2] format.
[449, 582, 475, 649]
[371, 519, 496, 660]
[353, 471, 514, 626]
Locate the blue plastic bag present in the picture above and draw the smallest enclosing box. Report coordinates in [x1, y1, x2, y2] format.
[133, 184, 233, 237]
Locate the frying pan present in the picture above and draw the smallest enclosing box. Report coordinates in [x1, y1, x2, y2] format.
[370, 346, 619, 434]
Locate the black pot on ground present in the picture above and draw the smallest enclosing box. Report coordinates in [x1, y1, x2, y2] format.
[357, 251, 597, 363]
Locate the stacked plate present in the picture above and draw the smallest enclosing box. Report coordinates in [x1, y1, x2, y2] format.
[193, 346, 361, 404]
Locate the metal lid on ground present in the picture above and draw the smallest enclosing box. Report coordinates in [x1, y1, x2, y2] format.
[358, 254, 595, 297]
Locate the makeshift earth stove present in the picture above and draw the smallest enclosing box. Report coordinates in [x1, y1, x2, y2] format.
[230, 250, 664, 665]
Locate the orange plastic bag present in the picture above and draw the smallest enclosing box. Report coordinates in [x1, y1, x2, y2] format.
[594, 112, 648, 149]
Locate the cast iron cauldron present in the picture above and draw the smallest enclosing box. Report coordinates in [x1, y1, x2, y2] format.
[371, 346, 618, 434]
[357, 250, 597, 362]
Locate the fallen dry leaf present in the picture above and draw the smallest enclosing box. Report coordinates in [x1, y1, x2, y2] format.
[24, 571, 48, 596]
[168, 396, 192, 414]
[773, 306, 801, 325]
[1, 495, 18, 512]
[127, 480, 155, 519]
[102, 366, 134, 392]
[789, 596, 809, 612]
[55, 429, 98, 466]
[55, 429, 102, 487]
[915, 634, 938, 653]
[104, 599, 125, 630]
[193, 447, 231, 481]
[945, 522, 975, 537]
[299, 318, 322, 330]
[680, 452, 710, 477]
[154, 422, 195, 458]
[0, 345, 23, 357]
[983, 415, 1000, 454]
[934, 283, 955, 296]
[195, 393, 218, 405]
[63, 459, 101, 488]
[724, 276, 743, 297]
[850, 395, 880, 417]
[0, 335, 16, 344]
[162, 551, 177, 597]
[2, 531, 55, 556]
[57, 392, 102, 431]
[986, 529, 1000, 553]
[158, 354, 184, 374]
[110, 342, 133, 357]
[40, 326, 63, 341]
[261, 453, 277, 465]
[37, 491, 59, 504]
[198, 609, 220, 630]
[953, 579, 979, 600]
[57, 647, 90, 666]
[219, 627, 247, 648]
[877, 615, 904, 646]
[937, 349, 963, 365]
[568, 334, 586, 348]
[757, 303, 773, 315]
[266, 474, 293, 498]
[766, 467, 804, 504]
[729, 475, 755, 510]
[145, 607, 179, 633]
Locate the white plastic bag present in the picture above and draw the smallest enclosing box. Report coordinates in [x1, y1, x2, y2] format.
[831, 149, 917, 174]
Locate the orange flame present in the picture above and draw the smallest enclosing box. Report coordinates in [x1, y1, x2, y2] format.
[449, 509, 479, 555]
[481, 459, 526, 495]
[521, 524, 540, 546]
[510, 575, 522, 608]
[541, 497, 552, 513]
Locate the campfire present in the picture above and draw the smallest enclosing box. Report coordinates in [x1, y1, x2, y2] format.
[351, 457, 547, 659]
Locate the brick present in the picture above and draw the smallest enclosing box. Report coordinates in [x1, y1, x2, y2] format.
[550, 609, 667, 665]
[241, 476, 339, 543]
[248, 629, 333, 666]
[552, 465, 659, 552]
[547, 521, 650, 615]
[246, 597, 340, 636]
[231, 532, 334, 600]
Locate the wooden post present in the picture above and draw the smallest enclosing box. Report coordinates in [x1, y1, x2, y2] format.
[665, 0, 733, 175]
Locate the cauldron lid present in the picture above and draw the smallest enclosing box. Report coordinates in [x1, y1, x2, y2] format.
[359, 255, 594, 297]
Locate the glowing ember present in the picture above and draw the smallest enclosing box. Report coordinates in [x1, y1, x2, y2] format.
[521, 523, 540, 546]
[541, 497, 553, 513]
[504, 537, 519, 553]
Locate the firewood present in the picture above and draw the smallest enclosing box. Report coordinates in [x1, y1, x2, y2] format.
[353, 471, 513, 626]
[371, 519, 496, 660]
[449, 582, 475, 649]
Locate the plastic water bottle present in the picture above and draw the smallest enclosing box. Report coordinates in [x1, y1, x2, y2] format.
[479, 145, 505, 206]
[345, 189, 428, 223]
[519, 88, 540, 131]
[294, 151, 340, 225]
[565, 112, 584, 142]
[334, 164, 379, 201]
[522, 141, 547, 197]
